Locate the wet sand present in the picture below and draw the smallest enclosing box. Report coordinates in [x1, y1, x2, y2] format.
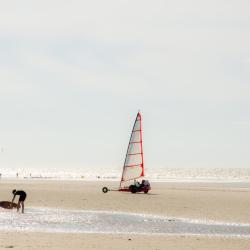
[0, 180, 250, 249]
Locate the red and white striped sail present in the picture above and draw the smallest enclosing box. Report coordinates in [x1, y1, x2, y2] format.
[120, 112, 144, 187]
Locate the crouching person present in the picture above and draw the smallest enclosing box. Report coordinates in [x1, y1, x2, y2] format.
[12, 189, 27, 213]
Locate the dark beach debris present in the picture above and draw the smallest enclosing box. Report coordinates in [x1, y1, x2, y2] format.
[168, 219, 175, 222]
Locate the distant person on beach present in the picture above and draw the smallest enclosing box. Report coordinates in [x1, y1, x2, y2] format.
[12, 189, 26, 213]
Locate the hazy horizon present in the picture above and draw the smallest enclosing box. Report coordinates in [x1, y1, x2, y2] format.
[0, 1, 249, 171]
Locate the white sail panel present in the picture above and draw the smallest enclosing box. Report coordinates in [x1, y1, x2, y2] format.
[130, 130, 140, 143]
[125, 153, 142, 167]
[132, 120, 141, 131]
[120, 112, 144, 184]
[122, 165, 143, 182]
[127, 141, 141, 155]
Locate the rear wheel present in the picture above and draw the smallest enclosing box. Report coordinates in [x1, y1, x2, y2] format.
[144, 190, 148, 194]
[102, 187, 109, 193]
[130, 186, 137, 193]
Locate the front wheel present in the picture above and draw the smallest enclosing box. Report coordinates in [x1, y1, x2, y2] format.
[102, 187, 109, 193]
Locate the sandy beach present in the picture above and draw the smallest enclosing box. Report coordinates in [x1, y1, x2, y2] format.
[0, 180, 250, 249]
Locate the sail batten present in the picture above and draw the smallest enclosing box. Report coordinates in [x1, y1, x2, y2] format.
[127, 153, 142, 156]
[120, 112, 144, 187]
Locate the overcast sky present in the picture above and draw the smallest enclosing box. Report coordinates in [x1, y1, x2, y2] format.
[0, 0, 249, 171]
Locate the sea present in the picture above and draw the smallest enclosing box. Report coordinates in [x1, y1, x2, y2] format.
[0, 167, 250, 182]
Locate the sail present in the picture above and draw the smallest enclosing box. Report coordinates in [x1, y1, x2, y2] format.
[120, 112, 144, 186]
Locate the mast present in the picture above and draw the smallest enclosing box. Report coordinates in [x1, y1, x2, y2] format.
[139, 112, 144, 177]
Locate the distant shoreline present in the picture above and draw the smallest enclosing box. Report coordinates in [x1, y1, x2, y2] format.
[0, 177, 250, 184]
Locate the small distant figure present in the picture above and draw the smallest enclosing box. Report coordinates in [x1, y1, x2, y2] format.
[12, 189, 27, 213]
[0, 173, 1, 179]
[16, 172, 19, 178]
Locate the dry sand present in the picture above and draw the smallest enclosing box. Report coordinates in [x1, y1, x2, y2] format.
[0, 180, 250, 250]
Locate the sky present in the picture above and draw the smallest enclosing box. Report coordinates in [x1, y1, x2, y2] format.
[0, 0, 249, 172]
